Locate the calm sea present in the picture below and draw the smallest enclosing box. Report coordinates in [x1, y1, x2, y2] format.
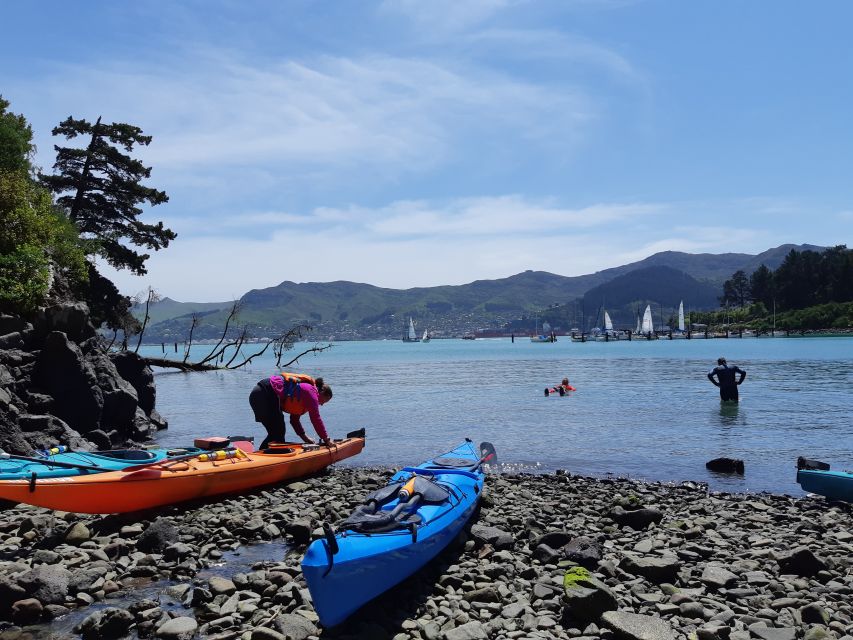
[140, 336, 853, 495]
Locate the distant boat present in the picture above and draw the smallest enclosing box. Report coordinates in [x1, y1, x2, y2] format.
[595, 310, 622, 341]
[671, 301, 687, 339]
[461, 334, 476, 340]
[421, 329, 431, 343]
[402, 317, 420, 342]
[530, 314, 553, 343]
[640, 305, 656, 338]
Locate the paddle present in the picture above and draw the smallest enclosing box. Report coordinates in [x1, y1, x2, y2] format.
[121, 447, 245, 472]
[0, 450, 104, 472]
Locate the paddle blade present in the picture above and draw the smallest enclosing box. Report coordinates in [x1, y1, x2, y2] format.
[479, 441, 497, 467]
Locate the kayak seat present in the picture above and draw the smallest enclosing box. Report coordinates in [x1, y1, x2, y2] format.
[97, 449, 157, 461]
[425, 457, 475, 469]
[341, 476, 450, 533]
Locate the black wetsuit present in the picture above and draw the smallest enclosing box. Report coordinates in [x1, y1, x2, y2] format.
[707, 364, 746, 402]
[249, 377, 286, 449]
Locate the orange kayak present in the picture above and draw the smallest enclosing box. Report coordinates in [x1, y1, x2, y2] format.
[0, 434, 365, 513]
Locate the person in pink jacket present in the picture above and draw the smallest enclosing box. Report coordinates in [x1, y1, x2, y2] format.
[249, 374, 333, 449]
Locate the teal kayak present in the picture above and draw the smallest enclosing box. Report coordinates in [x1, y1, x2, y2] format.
[796, 457, 853, 502]
[302, 440, 493, 627]
[0, 446, 204, 481]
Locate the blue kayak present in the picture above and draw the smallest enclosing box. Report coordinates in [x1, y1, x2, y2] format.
[0, 446, 204, 481]
[797, 468, 853, 503]
[302, 440, 491, 627]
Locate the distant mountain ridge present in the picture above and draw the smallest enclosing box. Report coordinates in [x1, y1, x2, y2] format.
[137, 243, 824, 341]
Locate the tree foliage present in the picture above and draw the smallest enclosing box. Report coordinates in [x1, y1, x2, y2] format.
[41, 116, 175, 275]
[0, 98, 88, 313]
[0, 96, 34, 173]
[720, 246, 852, 312]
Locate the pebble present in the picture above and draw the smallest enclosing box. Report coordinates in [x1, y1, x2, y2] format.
[0, 467, 848, 640]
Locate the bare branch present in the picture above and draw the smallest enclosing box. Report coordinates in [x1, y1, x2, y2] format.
[182, 313, 200, 363]
[134, 287, 160, 353]
[198, 301, 241, 365]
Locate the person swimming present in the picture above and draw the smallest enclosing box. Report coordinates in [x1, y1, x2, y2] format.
[545, 377, 576, 396]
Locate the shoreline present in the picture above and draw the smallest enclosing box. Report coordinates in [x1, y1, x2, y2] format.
[0, 468, 851, 640]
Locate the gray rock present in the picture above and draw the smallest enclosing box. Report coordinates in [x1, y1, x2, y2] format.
[31, 549, 61, 565]
[800, 603, 830, 624]
[601, 610, 676, 640]
[76, 607, 135, 640]
[750, 628, 796, 640]
[775, 547, 826, 577]
[608, 506, 664, 530]
[285, 519, 313, 545]
[563, 566, 618, 624]
[251, 629, 286, 640]
[208, 576, 236, 596]
[619, 554, 680, 583]
[701, 566, 739, 589]
[563, 536, 603, 569]
[443, 621, 488, 640]
[17, 564, 71, 605]
[469, 524, 514, 550]
[11, 598, 43, 625]
[274, 613, 316, 640]
[137, 517, 179, 552]
[65, 522, 91, 544]
[706, 458, 745, 474]
[0, 576, 27, 615]
[156, 616, 198, 639]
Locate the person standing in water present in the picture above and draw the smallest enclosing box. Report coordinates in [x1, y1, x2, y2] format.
[707, 357, 746, 402]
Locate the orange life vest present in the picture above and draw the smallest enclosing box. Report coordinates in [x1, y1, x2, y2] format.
[278, 372, 315, 414]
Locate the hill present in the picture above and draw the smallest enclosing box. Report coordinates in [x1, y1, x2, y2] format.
[139, 243, 824, 341]
[131, 297, 229, 325]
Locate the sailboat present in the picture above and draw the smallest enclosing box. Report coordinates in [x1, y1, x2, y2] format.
[402, 317, 420, 342]
[671, 301, 687, 339]
[421, 329, 431, 343]
[595, 310, 621, 341]
[530, 314, 551, 343]
[640, 304, 656, 339]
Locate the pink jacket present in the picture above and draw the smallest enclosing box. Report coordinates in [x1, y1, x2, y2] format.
[269, 377, 329, 441]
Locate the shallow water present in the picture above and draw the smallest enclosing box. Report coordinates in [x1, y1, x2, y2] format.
[142, 336, 853, 495]
[22, 542, 289, 639]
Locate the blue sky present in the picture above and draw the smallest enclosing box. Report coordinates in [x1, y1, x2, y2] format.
[3, 0, 851, 301]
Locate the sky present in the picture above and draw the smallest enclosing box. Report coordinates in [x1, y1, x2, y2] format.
[2, 0, 852, 302]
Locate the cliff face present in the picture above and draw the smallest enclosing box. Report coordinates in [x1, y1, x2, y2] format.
[0, 303, 166, 455]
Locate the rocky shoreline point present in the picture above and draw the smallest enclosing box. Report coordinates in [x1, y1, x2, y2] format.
[0, 467, 851, 640]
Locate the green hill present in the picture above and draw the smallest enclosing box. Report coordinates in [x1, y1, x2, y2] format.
[139, 243, 824, 341]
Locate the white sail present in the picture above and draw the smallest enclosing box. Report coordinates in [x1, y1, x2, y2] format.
[641, 305, 654, 334]
[408, 318, 417, 341]
[604, 311, 613, 331]
[422, 329, 430, 342]
[635, 312, 641, 335]
[678, 301, 685, 332]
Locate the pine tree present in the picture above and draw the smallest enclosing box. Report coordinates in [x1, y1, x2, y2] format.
[41, 116, 175, 274]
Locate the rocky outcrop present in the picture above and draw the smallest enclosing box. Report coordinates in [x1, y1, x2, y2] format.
[0, 304, 167, 454]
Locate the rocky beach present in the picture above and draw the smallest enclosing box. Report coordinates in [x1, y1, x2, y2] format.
[0, 466, 850, 640]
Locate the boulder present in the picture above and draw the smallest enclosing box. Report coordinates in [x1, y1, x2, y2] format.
[11, 598, 43, 625]
[33, 331, 103, 432]
[470, 524, 514, 550]
[17, 564, 71, 605]
[274, 613, 317, 640]
[608, 506, 663, 530]
[75, 607, 135, 640]
[110, 351, 157, 415]
[155, 616, 198, 639]
[706, 458, 745, 474]
[562, 566, 618, 624]
[619, 555, 681, 583]
[136, 517, 179, 553]
[775, 547, 826, 577]
[563, 536, 602, 569]
[601, 610, 677, 640]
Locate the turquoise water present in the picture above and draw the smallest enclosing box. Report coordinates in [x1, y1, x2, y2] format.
[141, 337, 853, 495]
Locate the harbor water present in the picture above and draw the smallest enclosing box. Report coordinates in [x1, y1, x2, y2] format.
[142, 336, 853, 496]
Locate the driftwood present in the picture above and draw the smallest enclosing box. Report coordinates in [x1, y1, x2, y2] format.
[119, 297, 333, 371]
